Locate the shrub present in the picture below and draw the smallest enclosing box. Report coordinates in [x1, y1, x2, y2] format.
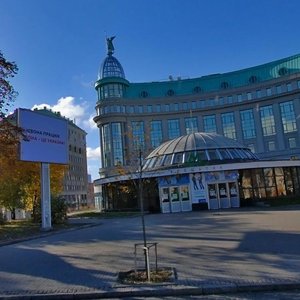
[0, 212, 5, 225]
[51, 196, 67, 224]
[32, 195, 67, 224]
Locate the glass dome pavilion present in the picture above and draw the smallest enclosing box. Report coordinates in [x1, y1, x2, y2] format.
[143, 132, 258, 171]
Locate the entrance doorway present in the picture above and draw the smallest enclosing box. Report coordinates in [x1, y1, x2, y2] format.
[207, 182, 239, 209]
[160, 185, 192, 213]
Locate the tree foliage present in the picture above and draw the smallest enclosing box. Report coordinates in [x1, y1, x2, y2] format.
[0, 51, 18, 118]
[0, 123, 66, 214]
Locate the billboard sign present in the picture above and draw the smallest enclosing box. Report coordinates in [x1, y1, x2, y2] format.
[18, 108, 68, 164]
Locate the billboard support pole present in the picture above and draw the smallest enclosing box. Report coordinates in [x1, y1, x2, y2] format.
[41, 162, 52, 231]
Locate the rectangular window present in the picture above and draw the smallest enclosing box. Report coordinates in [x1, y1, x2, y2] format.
[127, 106, 134, 113]
[280, 101, 297, 133]
[101, 124, 111, 167]
[221, 112, 236, 139]
[256, 90, 262, 98]
[135, 105, 143, 113]
[276, 85, 282, 94]
[288, 137, 297, 148]
[131, 121, 145, 150]
[111, 123, 124, 166]
[199, 100, 205, 108]
[268, 141, 276, 151]
[287, 83, 292, 92]
[168, 119, 180, 139]
[240, 109, 256, 139]
[155, 104, 161, 112]
[150, 120, 163, 148]
[298, 81, 300, 89]
[203, 115, 217, 133]
[266, 88, 272, 96]
[191, 101, 197, 109]
[237, 94, 242, 102]
[260, 105, 276, 136]
[147, 105, 153, 113]
[185, 117, 198, 134]
[182, 102, 188, 110]
[173, 103, 179, 111]
[227, 95, 233, 103]
[247, 92, 252, 100]
[164, 104, 170, 112]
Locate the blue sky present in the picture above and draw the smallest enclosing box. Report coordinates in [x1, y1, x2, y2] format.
[2, 0, 300, 180]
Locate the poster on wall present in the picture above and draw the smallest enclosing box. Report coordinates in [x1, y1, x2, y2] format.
[190, 173, 206, 203]
[158, 174, 189, 187]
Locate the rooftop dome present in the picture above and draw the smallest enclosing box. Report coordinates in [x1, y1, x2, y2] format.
[143, 132, 258, 170]
[98, 55, 125, 80]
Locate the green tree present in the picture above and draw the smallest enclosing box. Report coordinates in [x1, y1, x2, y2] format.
[0, 51, 18, 118]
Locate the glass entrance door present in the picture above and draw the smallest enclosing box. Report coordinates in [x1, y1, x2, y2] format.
[180, 185, 192, 212]
[160, 187, 170, 213]
[170, 187, 181, 212]
[229, 182, 239, 207]
[218, 183, 230, 208]
[208, 184, 219, 209]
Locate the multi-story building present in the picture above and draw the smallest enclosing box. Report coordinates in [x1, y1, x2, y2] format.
[94, 38, 300, 211]
[35, 108, 88, 210]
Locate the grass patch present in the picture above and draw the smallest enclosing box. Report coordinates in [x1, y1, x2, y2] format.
[0, 220, 77, 243]
[68, 211, 141, 219]
[0, 220, 40, 242]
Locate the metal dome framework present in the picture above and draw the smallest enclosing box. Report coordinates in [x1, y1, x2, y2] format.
[143, 132, 258, 170]
[98, 55, 125, 79]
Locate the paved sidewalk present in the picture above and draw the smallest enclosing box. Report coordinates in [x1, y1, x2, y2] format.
[0, 207, 300, 299]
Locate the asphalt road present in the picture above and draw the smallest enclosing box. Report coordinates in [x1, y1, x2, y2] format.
[0, 207, 300, 298]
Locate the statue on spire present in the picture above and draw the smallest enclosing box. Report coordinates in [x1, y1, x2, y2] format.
[106, 36, 115, 55]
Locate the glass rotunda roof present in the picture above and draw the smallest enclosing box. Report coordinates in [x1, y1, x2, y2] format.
[98, 55, 125, 80]
[143, 132, 258, 170]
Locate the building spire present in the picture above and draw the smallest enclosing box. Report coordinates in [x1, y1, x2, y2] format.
[106, 36, 115, 55]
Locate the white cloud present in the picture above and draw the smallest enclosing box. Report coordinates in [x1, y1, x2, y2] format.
[87, 146, 101, 160]
[83, 114, 98, 130]
[32, 96, 88, 126]
[32, 96, 98, 131]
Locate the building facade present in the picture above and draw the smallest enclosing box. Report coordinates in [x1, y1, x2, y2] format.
[35, 108, 89, 210]
[93, 38, 300, 211]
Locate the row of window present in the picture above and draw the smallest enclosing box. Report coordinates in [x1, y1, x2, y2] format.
[69, 144, 84, 154]
[69, 165, 85, 172]
[240, 167, 300, 199]
[96, 80, 300, 116]
[69, 155, 85, 164]
[97, 83, 124, 100]
[143, 148, 257, 170]
[68, 130, 85, 141]
[64, 185, 87, 191]
[64, 174, 87, 182]
[100, 100, 298, 168]
[144, 101, 296, 145]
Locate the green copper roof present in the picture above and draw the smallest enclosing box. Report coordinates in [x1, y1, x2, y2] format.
[122, 54, 300, 99]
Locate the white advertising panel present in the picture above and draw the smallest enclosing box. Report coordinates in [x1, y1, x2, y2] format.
[18, 108, 68, 164]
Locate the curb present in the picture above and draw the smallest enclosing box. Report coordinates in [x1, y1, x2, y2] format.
[1, 281, 300, 299]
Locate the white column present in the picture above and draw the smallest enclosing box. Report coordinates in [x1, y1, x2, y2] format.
[41, 163, 52, 231]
